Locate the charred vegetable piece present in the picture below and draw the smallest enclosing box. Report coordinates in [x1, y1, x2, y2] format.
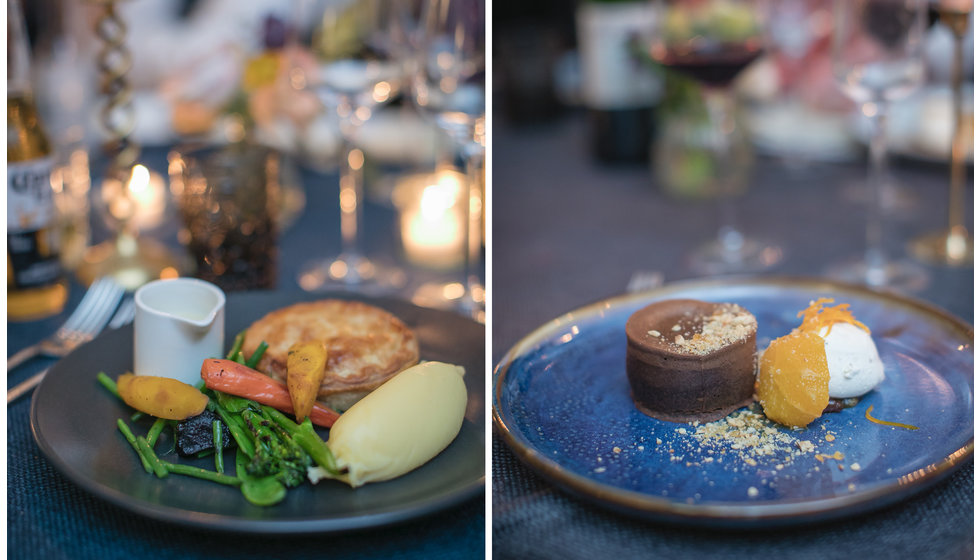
[176, 409, 235, 457]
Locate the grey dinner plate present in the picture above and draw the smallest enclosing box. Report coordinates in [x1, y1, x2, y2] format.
[31, 291, 485, 534]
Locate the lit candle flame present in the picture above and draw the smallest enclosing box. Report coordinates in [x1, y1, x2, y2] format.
[398, 171, 466, 270]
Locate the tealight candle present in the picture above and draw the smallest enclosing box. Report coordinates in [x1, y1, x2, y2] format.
[395, 170, 466, 270]
[103, 163, 167, 231]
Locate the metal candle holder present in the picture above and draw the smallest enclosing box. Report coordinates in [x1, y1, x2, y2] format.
[94, 0, 138, 169]
[76, 0, 182, 290]
[908, 2, 974, 267]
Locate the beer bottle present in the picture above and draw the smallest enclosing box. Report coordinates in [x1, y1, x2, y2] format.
[7, 0, 68, 320]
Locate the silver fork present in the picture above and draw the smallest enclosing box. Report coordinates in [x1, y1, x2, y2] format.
[7, 276, 125, 371]
[108, 297, 135, 329]
[7, 287, 132, 404]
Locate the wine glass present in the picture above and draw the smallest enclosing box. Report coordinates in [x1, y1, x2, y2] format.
[293, 0, 408, 292]
[908, 0, 973, 266]
[410, 0, 486, 320]
[649, 0, 783, 275]
[830, 0, 929, 288]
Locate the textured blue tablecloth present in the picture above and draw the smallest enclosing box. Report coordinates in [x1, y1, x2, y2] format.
[491, 115, 973, 560]
[7, 147, 485, 560]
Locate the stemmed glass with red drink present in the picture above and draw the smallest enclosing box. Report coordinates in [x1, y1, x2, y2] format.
[649, 0, 782, 274]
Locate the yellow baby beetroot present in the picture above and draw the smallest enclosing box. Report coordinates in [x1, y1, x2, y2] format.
[757, 331, 830, 428]
[117, 373, 209, 420]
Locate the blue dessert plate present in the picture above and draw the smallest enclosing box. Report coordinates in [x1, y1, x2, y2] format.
[492, 277, 973, 527]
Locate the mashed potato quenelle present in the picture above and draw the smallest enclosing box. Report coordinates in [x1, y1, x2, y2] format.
[308, 361, 467, 487]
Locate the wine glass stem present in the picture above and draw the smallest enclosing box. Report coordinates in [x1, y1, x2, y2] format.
[460, 145, 484, 314]
[704, 88, 744, 255]
[338, 125, 364, 262]
[948, 27, 966, 239]
[865, 106, 888, 285]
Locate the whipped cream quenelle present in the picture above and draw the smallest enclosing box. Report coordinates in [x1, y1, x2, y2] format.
[818, 322, 885, 399]
[793, 298, 884, 400]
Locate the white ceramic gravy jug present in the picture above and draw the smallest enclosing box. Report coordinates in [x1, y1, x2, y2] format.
[133, 278, 226, 386]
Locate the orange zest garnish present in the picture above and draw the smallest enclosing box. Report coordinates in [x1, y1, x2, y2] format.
[815, 451, 845, 463]
[865, 405, 919, 430]
[797, 298, 870, 335]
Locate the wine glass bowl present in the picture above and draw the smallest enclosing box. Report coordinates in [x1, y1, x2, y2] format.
[650, 1, 765, 87]
[828, 0, 929, 289]
[415, 39, 483, 113]
[409, 0, 486, 320]
[648, 0, 782, 275]
[832, 2, 927, 103]
[413, 0, 485, 152]
[292, 0, 409, 292]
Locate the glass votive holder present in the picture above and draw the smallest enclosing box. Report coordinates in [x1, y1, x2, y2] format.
[169, 142, 280, 291]
[392, 169, 467, 271]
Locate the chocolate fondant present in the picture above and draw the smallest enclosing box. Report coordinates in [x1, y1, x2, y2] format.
[625, 299, 757, 422]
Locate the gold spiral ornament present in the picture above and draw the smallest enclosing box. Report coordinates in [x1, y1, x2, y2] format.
[77, 0, 183, 290]
[93, 0, 139, 169]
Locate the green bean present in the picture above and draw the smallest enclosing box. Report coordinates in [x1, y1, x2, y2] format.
[136, 436, 169, 478]
[244, 341, 268, 369]
[164, 462, 241, 486]
[213, 420, 225, 473]
[97, 372, 120, 399]
[207, 400, 255, 457]
[146, 417, 167, 448]
[226, 332, 246, 360]
[116, 419, 151, 473]
[213, 389, 251, 413]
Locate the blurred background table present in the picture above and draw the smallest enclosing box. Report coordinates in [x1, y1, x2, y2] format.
[491, 112, 972, 559]
[7, 148, 485, 559]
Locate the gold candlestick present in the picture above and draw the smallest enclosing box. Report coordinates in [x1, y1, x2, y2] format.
[908, 1, 974, 267]
[77, 0, 182, 290]
[93, 0, 138, 169]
